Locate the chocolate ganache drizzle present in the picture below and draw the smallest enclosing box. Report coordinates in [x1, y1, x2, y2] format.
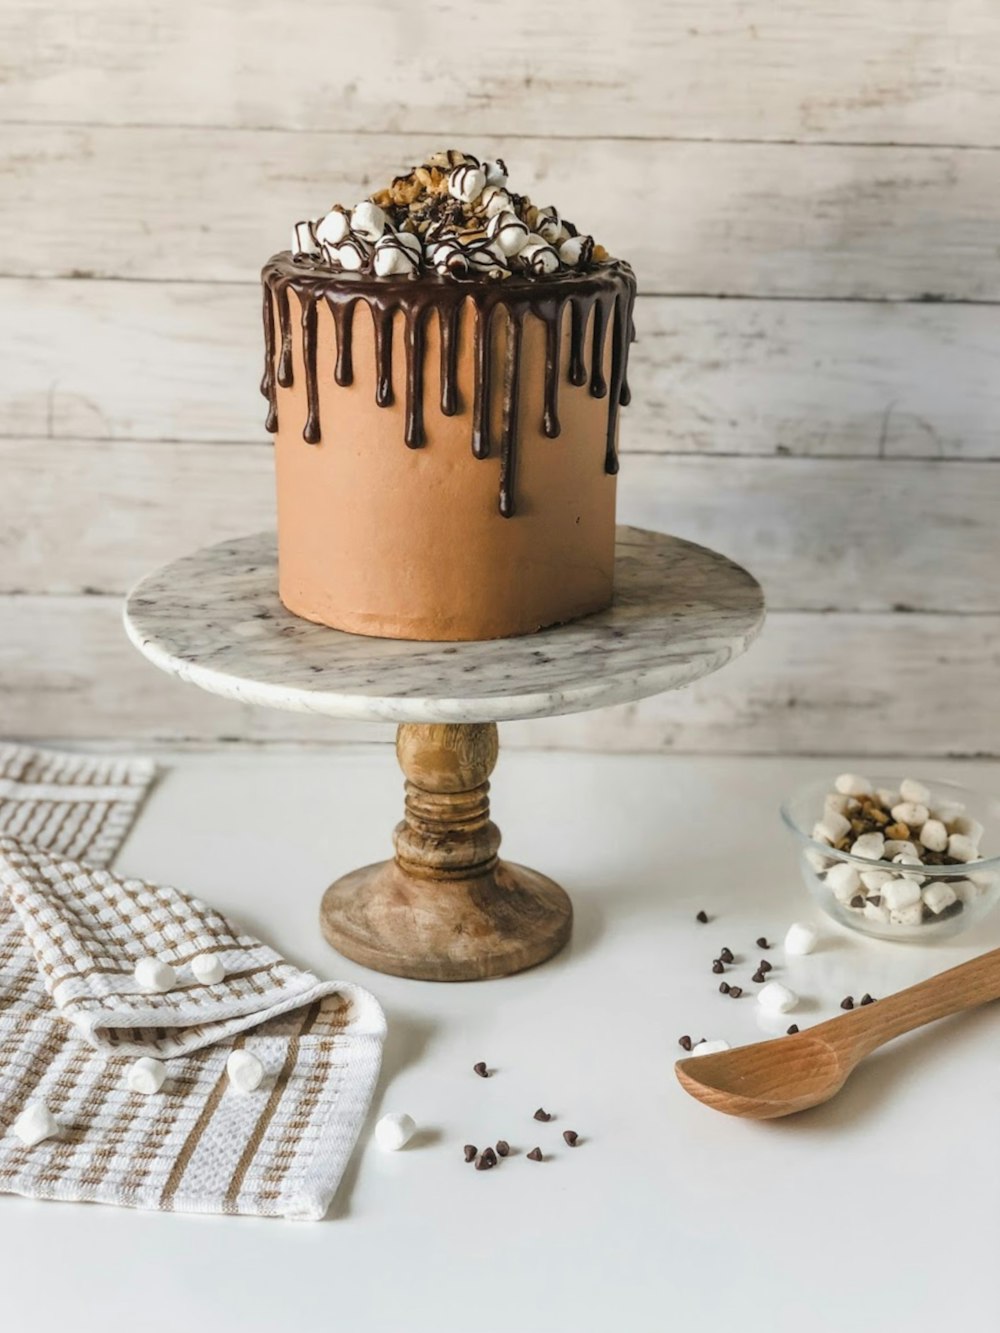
[260, 253, 637, 518]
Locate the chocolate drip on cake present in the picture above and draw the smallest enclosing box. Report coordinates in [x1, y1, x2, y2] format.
[261, 253, 636, 517]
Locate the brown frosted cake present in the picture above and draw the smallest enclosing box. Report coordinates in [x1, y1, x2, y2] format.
[261, 149, 636, 641]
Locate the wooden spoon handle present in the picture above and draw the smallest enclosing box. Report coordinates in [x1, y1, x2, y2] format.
[826, 946, 1000, 1058]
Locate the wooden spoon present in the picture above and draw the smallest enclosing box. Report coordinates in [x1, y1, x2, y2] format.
[676, 946, 1000, 1118]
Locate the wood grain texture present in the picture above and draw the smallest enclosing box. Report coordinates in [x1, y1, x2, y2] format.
[3, 596, 998, 755]
[3, 439, 999, 613]
[5, 126, 1000, 298]
[2, 1, 999, 146]
[3, 281, 997, 459]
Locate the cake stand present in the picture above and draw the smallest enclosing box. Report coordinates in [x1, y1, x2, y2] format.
[124, 527, 765, 982]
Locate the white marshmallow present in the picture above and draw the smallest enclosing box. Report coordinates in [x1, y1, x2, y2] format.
[884, 839, 919, 859]
[191, 952, 226, 985]
[690, 1039, 731, 1057]
[950, 815, 984, 847]
[327, 237, 369, 271]
[758, 981, 798, 1014]
[487, 210, 530, 256]
[880, 877, 922, 911]
[483, 159, 508, 188]
[127, 1056, 167, 1095]
[805, 848, 832, 874]
[850, 832, 885, 860]
[813, 810, 851, 844]
[825, 862, 861, 904]
[876, 787, 899, 809]
[448, 163, 486, 204]
[860, 868, 893, 891]
[11, 1101, 59, 1147]
[891, 852, 926, 883]
[535, 209, 565, 244]
[955, 877, 984, 902]
[291, 220, 320, 256]
[559, 234, 593, 267]
[784, 922, 818, 955]
[835, 773, 872, 797]
[863, 900, 890, 924]
[933, 800, 965, 826]
[373, 235, 420, 277]
[480, 185, 513, 217]
[315, 208, 350, 248]
[518, 239, 561, 275]
[890, 903, 924, 927]
[899, 778, 931, 806]
[227, 1050, 265, 1094]
[922, 881, 958, 915]
[350, 201, 387, 242]
[891, 801, 929, 828]
[824, 792, 852, 816]
[134, 956, 176, 993]
[374, 1112, 416, 1151]
[919, 819, 948, 852]
[970, 869, 998, 892]
[948, 833, 980, 863]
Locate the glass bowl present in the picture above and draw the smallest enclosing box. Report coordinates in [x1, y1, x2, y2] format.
[781, 776, 1000, 941]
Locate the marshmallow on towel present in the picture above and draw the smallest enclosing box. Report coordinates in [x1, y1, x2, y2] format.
[127, 1057, 166, 1095]
[134, 957, 176, 993]
[227, 1050, 265, 1094]
[191, 953, 226, 985]
[12, 1102, 59, 1146]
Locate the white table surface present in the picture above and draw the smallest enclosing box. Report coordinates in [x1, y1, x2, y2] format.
[4, 746, 999, 1333]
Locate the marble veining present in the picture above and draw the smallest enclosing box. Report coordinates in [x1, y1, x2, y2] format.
[123, 528, 765, 724]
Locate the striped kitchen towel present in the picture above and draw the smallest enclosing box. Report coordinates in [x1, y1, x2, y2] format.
[0, 743, 385, 1221]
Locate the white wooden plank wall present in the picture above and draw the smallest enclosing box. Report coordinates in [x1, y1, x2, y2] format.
[1, 0, 998, 755]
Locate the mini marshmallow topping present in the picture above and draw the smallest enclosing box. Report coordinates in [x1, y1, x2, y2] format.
[133, 956, 176, 993]
[227, 1050, 265, 1094]
[127, 1056, 167, 1095]
[190, 952, 226, 985]
[285, 150, 616, 281]
[12, 1101, 59, 1146]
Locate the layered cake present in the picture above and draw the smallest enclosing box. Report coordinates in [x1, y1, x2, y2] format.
[261, 150, 636, 641]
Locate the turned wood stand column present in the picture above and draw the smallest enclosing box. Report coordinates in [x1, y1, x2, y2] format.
[319, 723, 572, 981]
[124, 526, 765, 985]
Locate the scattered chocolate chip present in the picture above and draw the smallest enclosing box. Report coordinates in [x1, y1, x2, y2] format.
[719, 981, 730, 994]
[860, 993, 875, 1006]
[696, 911, 709, 923]
[473, 1061, 489, 1078]
[533, 1107, 552, 1122]
[758, 959, 773, 973]
[850, 895, 866, 909]
[711, 959, 725, 974]
[527, 1147, 543, 1161]
[562, 1130, 579, 1146]
[756, 937, 770, 949]
[719, 947, 734, 964]
[482, 1146, 497, 1166]
[475, 1153, 494, 1170]
[728, 985, 743, 998]
[751, 969, 766, 983]
[678, 1035, 693, 1051]
[463, 1143, 477, 1162]
[496, 1140, 510, 1157]
[840, 996, 855, 1010]
[786, 1024, 800, 1034]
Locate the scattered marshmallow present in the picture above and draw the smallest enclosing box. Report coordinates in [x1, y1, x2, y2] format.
[918, 819, 948, 852]
[891, 801, 929, 828]
[826, 863, 861, 904]
[350, 201, 387, 242]
[850, 832, 885, 860]
[191, 953, 226, 985]
[880, 877, 922, 911]
[226, 1050, 265, 1094]
[948, 834, 980, 864]
[922, 881, 958, 915]
[12, 1101, 59, 1146]
[134, 956, 176, 993]
[784, 922, 819, 955]
[757, 981, 798, 1014]
[374, 1112, 416, 1151]
[127, 1056, 167, 1095]
[899, 778, 931, 806]
[835, 773, 873, 797]
[690, 1039, 731, 1057]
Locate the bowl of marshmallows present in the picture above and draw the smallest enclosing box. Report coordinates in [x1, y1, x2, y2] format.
[781, 774, 1000, 941]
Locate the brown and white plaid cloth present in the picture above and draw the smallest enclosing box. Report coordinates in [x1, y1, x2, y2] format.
[0, 744, 385, 1221]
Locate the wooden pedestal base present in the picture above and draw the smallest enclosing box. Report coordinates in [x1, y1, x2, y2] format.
[320, 722, 572, 981]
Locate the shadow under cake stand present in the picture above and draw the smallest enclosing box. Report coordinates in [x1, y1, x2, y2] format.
[124, 527, 765, 982]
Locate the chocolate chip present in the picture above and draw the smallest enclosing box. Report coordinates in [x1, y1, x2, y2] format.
[482, 1146, 497, 1165]
[527, 1147, 543, 1161]
[562, 1130, 579, 1146]
[711, 959, 725, 974]
[756, 937, 770, 949]
[719, 981, 730, 994]
[786, 1024, 799, 1034]
[719, 947, 734, 963]
[533, 1108, 552, 1122]
[678, 1035, 693, 1051]
[840, 996, 854, 1010]
[496, 1140, 510, 1157]
[475, 1153, 494, 1170]
[850, 895, 865, 909]
[696, 911, 709, 923]
[860, 993, 875, 1006]
[758, 959, 772, 973]
[751, 969, 766, 983]
[728, 986, 743, 998]
[463, 1144, 477, 1162]
[473, 1061, 489, 1078]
